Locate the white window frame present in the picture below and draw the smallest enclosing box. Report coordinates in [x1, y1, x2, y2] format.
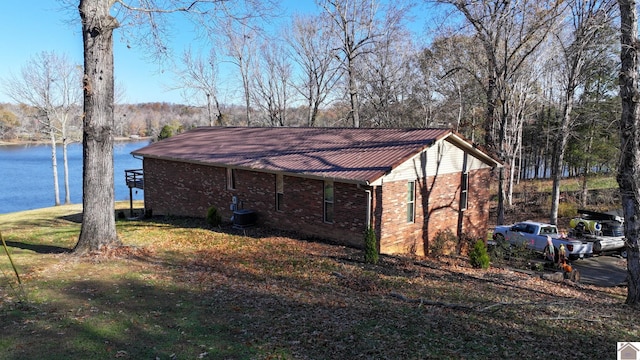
[460, 172, 469, 211]
[227, 168, 236, 190]
[407, 181, 416, 223]
[276, 174, 284, 211]
[324, 180, 334, 224]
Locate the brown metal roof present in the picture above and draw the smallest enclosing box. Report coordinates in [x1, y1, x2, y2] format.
[131, 127, 457, 184]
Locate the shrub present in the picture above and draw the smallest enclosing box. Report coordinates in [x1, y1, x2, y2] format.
[458, 232, 477, 256]
[157, 125, 174, 141]
[364, 227, 379, 264]
[432, 229, 457, 257]
[206, 206, 222, 227]
[469, 239, 490, 269]
[558, 201, 578, 218]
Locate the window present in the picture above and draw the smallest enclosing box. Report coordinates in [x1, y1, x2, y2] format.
[324, 181, 334, 223]
[460, 172, 469, 211]
[407, 181, 415, 223]
[227, 168, 236, 190]
[276, 174, 284, 211]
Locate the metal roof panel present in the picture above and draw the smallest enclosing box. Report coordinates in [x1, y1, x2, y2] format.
[132, 127, 468, 183]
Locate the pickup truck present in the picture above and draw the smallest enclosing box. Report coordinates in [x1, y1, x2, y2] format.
[493, 221, 592, 260]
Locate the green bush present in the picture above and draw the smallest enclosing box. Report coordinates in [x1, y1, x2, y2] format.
[364, 227, 379, 265]
[469, 239, 490, 269]
[157, 124, 174, 141]
[206, 206, 222, 227]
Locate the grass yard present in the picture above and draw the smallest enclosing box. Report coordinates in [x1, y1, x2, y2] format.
[0, 201, 638, 359]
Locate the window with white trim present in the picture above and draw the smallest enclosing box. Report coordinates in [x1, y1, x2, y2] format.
[460, 172, 469, 211]
[276, 174, 284, 211]
[407, 181, 416, 223]
[324, 181, 334, 223]
[226, 168, 236, 190]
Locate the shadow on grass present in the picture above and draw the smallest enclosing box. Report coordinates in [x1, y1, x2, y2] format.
[59, 212, 83, 224]
[4, 240, 71, 254]
[0, 250, 630, 360]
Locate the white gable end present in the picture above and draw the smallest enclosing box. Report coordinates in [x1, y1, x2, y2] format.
[371, 139, 493, 185]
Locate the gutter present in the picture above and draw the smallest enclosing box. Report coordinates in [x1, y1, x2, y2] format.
[364, 188, 372, 229]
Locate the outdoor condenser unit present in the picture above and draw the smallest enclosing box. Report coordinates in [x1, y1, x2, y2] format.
[233, 209, 257, 228]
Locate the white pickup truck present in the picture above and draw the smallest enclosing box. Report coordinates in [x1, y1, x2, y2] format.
[493, 221, 592, 260]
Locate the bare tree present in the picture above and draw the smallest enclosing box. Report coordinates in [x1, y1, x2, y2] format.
[1, 51, 81, 206]
[177, 47, 225, 126]
[252, 39, 293, 126]
[221, 18, 259, 127]
[441, 0, 563, 224]
[288, 14, 342, 127]
[359, 26, 416, 127]
[421, 34, 488, 138]
[618, 0, 640, 305]
[318, 0, 408, 128]
[548, 0, 617, 224]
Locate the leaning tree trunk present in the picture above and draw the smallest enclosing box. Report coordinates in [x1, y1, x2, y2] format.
[618, 0, 640, 306]
[74, 0, 121, 254]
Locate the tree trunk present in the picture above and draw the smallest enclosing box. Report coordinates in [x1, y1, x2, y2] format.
[49, 126, 60, 206]
[241, 66, 252, 127]
[618, 0, 640, 306]
[74, 0, 121, 254]
[550, 90, 575, 225]
[348, 64, 360, 128]
[62, 125, 71, 204]
[63, 137, 70, 205]
[580, 133, 594, 207]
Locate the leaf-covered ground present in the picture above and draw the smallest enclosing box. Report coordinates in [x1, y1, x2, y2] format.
[0, 206, 637, 359]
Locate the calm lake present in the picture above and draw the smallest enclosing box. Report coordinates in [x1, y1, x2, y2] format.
[0, 140, 149, 214]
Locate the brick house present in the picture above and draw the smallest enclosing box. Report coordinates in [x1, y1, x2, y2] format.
[131, 127, 501, 256]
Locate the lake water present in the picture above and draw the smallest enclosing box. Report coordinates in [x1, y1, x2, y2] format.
[0, 140, 150, 214]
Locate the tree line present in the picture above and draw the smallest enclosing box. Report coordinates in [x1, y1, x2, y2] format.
[1, 0, 621, 206]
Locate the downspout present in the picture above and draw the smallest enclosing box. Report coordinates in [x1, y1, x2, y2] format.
[365, 188, 372, 229]
[456, 153, 469, 254]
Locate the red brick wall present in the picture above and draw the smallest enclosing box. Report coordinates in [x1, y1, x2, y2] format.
[143, 158, 368, 247]
[144, 158, 491, 256]
[377, 168, 492, 256]
[143, 158, 227, 218]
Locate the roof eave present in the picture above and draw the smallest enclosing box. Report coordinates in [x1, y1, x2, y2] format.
[443, 132, 503, 168]
[134, 154, 372, 186]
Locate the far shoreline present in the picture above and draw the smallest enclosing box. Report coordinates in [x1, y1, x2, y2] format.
[0, 136, 151, 147]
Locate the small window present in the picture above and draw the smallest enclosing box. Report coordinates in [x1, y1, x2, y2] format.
[276, 174, 284, 211]
[227, 168, 236, 190]
[407, 181, 415, 223]
[460, 172, 468, 211]
[324, 181, 334, 223]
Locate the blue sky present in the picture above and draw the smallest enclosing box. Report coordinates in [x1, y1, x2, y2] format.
[0, 1, 434, 105]
[1, 2, 166, 103]
[0, 1, 309, 104]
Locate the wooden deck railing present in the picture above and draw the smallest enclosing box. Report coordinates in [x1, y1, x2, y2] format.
[125, 169, 144, 189]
